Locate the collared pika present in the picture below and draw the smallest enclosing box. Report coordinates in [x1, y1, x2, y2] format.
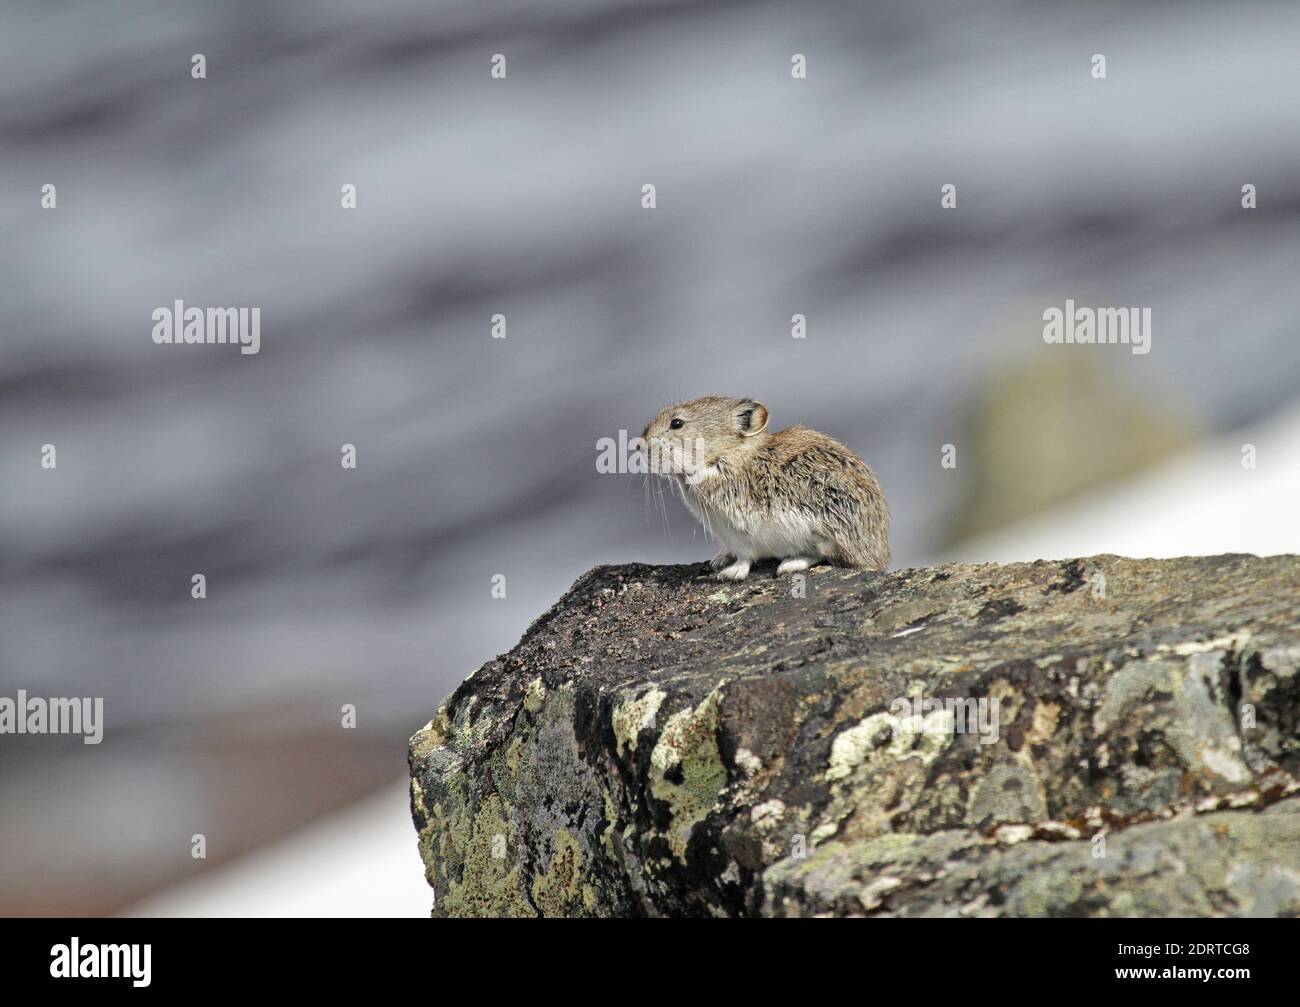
[640, 395, 890, 580]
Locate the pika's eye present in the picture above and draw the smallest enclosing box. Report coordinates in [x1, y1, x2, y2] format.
[669, 417, 685, 430]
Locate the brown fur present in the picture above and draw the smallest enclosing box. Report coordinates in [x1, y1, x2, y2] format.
[641, 396, 890, 577]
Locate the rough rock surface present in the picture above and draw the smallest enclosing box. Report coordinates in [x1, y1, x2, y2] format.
[408, 555, 1300, 917]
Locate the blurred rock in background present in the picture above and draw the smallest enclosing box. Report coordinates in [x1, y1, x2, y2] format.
[943, 352, 1198, 548]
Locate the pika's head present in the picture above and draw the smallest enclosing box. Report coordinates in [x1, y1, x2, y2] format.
[640, 396, 769, 478]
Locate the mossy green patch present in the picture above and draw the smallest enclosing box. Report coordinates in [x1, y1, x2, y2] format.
[530, 828, 585, 916]
[442, 794, 533, 918]
[649, 688, 728, 859]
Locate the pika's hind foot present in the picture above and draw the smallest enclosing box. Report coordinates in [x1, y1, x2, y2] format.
[777, 557, 815, 575]
[715, 559, 752, 581]
[709, 550, 736, 571]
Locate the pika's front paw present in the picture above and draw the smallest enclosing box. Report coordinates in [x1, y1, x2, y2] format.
[709, 551, 736, 571]
[715, 560, 752, 581]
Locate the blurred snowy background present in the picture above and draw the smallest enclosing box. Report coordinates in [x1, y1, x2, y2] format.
[1, 0, 1297, 915]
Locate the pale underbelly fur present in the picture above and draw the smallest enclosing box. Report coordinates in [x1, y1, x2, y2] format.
[679, 484, 831, 561]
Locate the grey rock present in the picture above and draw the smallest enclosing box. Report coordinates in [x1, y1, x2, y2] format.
[409, 555, 1300, 916]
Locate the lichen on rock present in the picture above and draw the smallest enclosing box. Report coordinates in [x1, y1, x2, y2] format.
[409, 554, 1300, 916]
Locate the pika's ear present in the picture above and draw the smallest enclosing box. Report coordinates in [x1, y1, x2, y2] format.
[737, 400, 769, 437]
